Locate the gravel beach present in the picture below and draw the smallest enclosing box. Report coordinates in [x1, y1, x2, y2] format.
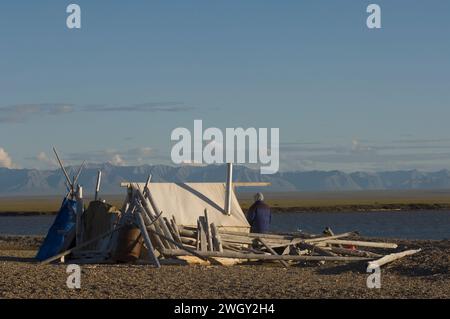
[0, 236, 449, 299]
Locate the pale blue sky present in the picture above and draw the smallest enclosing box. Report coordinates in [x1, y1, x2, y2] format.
[0, 1, 449, 172]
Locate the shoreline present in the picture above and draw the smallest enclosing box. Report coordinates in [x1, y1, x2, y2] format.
[3, 203, 450, 216]
[0, 235, 448, 298]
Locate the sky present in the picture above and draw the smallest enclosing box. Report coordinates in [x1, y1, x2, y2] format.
[0, 0, 449, 172]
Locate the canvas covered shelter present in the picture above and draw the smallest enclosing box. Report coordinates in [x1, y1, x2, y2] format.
[121, 182, 250, 232]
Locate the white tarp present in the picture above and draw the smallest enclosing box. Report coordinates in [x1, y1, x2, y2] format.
[132, 182, 250, 231]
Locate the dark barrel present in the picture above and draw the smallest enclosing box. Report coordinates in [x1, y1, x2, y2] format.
[113, 225, 143, 262]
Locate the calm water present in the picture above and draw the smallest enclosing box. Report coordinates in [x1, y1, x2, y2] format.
[1, 210, 449, 240]
[271, 210, 450, 240]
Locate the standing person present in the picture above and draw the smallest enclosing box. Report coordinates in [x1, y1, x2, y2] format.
[246, 192, 271, 233]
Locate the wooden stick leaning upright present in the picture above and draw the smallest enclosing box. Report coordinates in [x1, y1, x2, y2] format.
[135, 210, 161, 268]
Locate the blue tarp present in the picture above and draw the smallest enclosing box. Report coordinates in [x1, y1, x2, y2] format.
[35, 198, 77, 261]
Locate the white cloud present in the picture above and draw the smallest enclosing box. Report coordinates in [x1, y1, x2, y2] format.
[0, 148, 16, 168]
[110, 154, 126, 166]
[36, 151, 57, 168]
[64, 147, 158, 165]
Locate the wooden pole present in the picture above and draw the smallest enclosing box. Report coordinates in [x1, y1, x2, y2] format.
[75, 185, 83, 246]
[225, 163, 233, 215]
[324, 239, 398, 249]
[210, 223, 223, 252]
[218, 230, 356, 242]
[94, 170, 102, 201]
[368, 249, 421, 268]
[138, 204, 166, 251]
[198, 217, 207, 252]
[160, 249, 372, 262]
[132, 184, 157, 218]
[142, 182, 162, 218]
[304, 232, 358, 243]
[144, 174, 152, 195]
[263, 232, 359, 249]
[170, 217, 183, 244]
[196, 220, 201, 251]
[53, 147, 73, 196]
[73, 160, 86, 187]
[204, 209, 213, 251]
[164, 217, 182, 244]
[135, 211, 161, 268]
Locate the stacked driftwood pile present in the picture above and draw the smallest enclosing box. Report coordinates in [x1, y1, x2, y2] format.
[134, 180, 421, 268]
[40, 180, 421, 269]
[160, 215, 421, 268]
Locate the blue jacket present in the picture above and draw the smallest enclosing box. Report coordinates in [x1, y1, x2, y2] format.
[246, 200, 271, 233]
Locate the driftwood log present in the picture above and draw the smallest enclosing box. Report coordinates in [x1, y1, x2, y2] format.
[160, 249, 372, 262]
[368, 249, 421, 268]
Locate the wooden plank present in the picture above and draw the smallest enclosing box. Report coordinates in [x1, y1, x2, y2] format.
[220, 236, 257, 246]
[324, 239, 398, 249]
[368, 249, 421, 268]
[196, 220, 201, 251]
[258, 238, 289, 267]
[219, 230, 297, 240]
[220, 234, 293, 246]
[210, 223, 223, 252]
[232, 182, 271, 187]
[204, 210, 214, 251]
[198, 217, 207, 252]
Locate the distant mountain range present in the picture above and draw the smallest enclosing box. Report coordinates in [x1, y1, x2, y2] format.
[2, 164, 450, 196]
